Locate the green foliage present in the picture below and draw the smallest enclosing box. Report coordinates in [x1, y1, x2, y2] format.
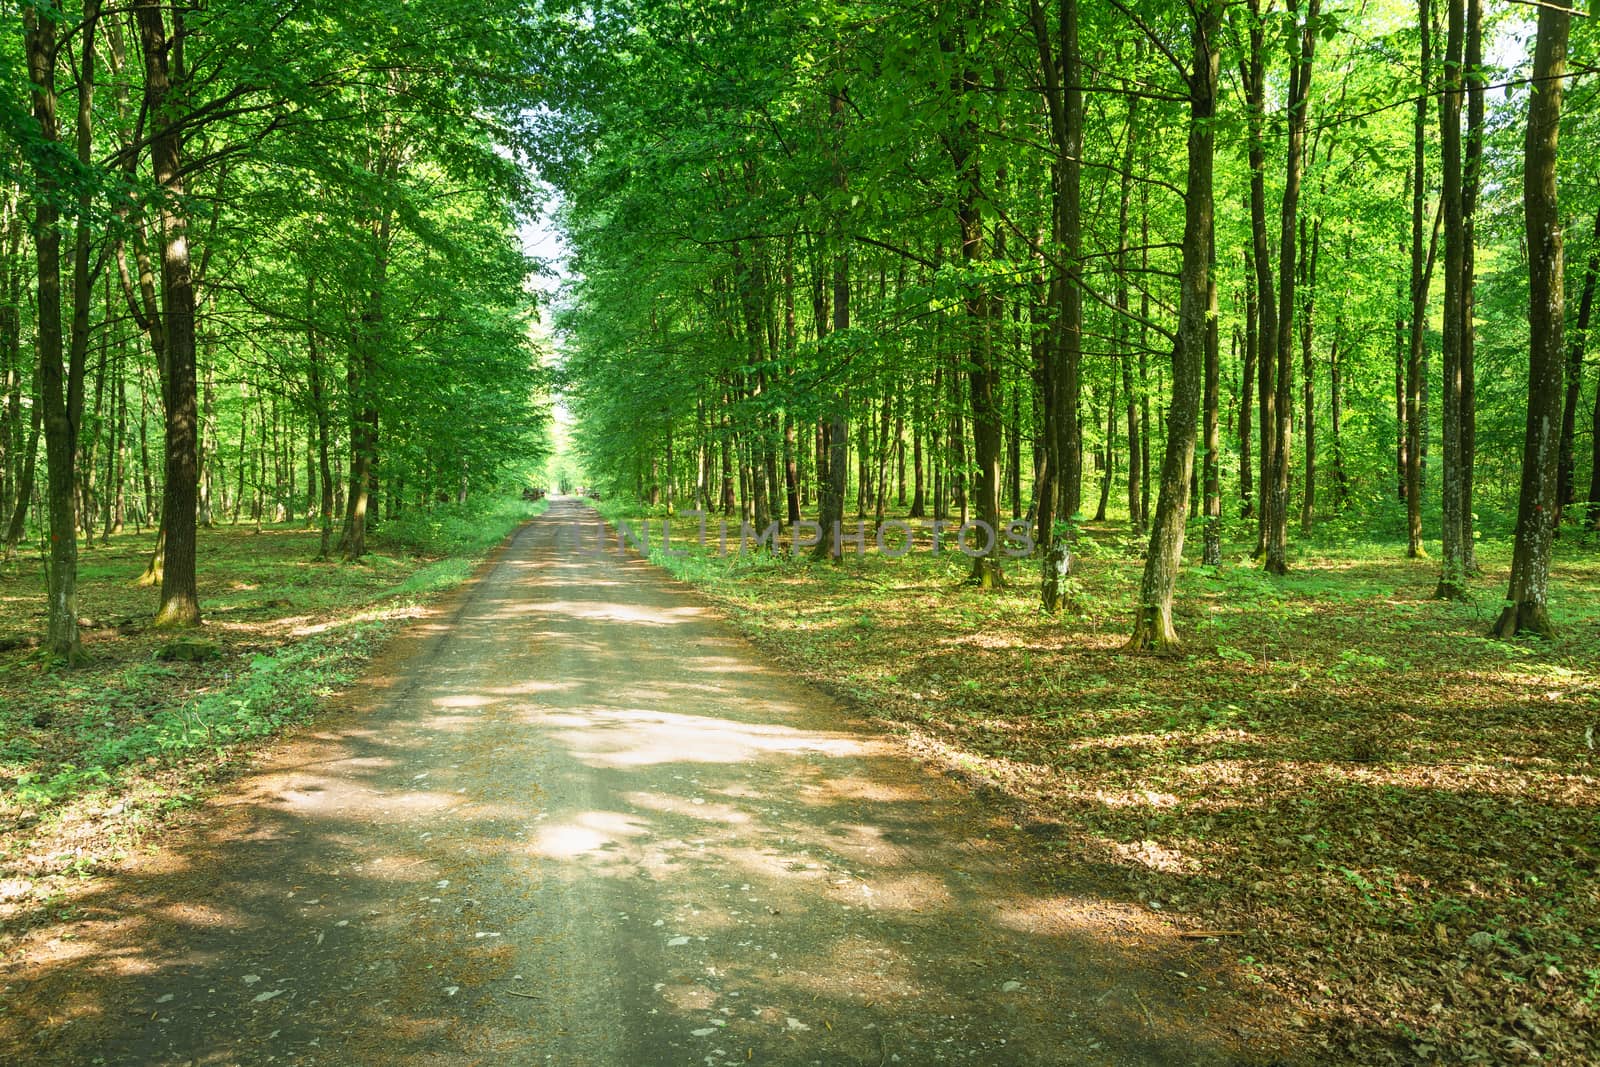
[10, 627, 381, 807]
[377, 496, 548, 558]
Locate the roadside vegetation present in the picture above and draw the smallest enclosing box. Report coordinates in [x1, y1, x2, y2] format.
[0, 497, 543, 936]
[591, 495, 1600, 1064]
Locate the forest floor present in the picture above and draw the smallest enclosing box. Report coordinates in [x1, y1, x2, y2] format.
[1, 497, 1595, 1065]
[620, 504, 1600, 1065]
[0, 498, 541, 945]
[0, 498, 1279, 1066]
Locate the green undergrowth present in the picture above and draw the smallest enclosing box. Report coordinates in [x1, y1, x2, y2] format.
[588, 498, 1600, 1064]
[0, 494, 544, 909]
[376, 495, 546, 557]
[9, 624, 384, 807]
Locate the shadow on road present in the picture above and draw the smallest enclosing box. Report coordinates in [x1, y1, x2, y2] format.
[1, 501, 1292, 1066]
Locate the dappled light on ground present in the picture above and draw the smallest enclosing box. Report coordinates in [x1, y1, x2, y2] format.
[647, 516, 1600, 1063]
[0, 501, 1279, 1065]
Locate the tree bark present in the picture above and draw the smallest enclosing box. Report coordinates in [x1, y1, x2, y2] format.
[1406, 0, 1431, 560]
[1242, 0, 1278, 560]
[1029, 0, 1082, 534]
[1265, 0, 1320, 576]
[3, 367, 42, 559]
[1202, 239, 1221, 567]
[1556, 209, 1598, 523]
[1128, 0, 1219, 651]
[811, 92, 850, 559]
[943, 23, 1003, 587]
[1299, 215, 1319, 537]
[306, 285, 336, 559]
[1459, 0, 1482, 571]
[1240, 249, 1257, 519]
[1436, 0, 1469, 598]
[1492, 5, 1569, 639]
[1117, 89, 1142, 533]
[24, 2, 99, 660]
[910, 385, 927, 518]
[137, 0, 201, 628]
[1330, 305, 1349, 507]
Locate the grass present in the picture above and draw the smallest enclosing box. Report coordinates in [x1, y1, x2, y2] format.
[601, 499, 1600, 1065]
[0, 495, 543, 929]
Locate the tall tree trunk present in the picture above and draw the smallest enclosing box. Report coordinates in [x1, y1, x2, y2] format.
[1406, 0, 1432, 560]
[106, 335, 127, 540]
[1096, 375, 1115, 523]
[944, 29, 1003, 586]
[25, 2, 100, 660]
[910, 384, 927, 518]
[1556, 209, 1599, 523]
[1394, 273, 1407, 502]
[1459, 0, 1482, 571]
[1243, 0, 1278, 559]
[307, 303, 335, 559]
[1029, 0, 1082, 537]
[1139, 184, 1152, 529]
[1264, 0, 1320, 576]
[1033, 296, 1056, 543]
[233, 390, 248, 524]
[1128, 0, 1219, 651]
[339, 202, 390, 561]
[1436, 0, 1469, 598]
[1330, 312, 1349, 507]
[1202, 243, 1221, 568]
[197, 363, 215, 527]
[3, 368, 42, 559]
[0, 190, 19, 518]
[811, 91, 850, 559]
[1118, 90, 1142, 533]
[783, 411, 800, 524]
[721, 408, 735, 515]
[1492, 4, 1568, 638]
[137, 0, 201, 627]
[1056, 0, 1083, 525]
[1588, 223, 1600, 529]
[1240, 249, 1257, 519]
[1007, 382, 1021, 520]
[1299, 216, 1319, 537]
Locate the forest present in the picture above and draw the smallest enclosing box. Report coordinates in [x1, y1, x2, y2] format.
[1, 0, 548, 661]
[2, 1, 1599, 1065]
[533, 0, 1600, 1058]
[543, 0, 1598, 646]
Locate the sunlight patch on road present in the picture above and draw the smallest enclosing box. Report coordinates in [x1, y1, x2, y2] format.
[432, 694, 500, 709]
[532, 823, 613, 858]
[480, 679, 582, 698]
[621, 791, 752, 827]
[536, 707, 862, 768]
[529, 809, 652, 859]
[506, 598, 704, 626]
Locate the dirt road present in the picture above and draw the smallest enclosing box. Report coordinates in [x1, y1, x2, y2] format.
[1, 500, 1277, 1065]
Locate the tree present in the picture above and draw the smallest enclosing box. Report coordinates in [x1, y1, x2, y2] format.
[1435, 0, 1468, 599]
[1263, 0, 1321, 577]
[20, 1, 104, 661]
[135, 0, 201, 627]
[1404, 0, 1432, 560]
[1029, 0, 1084, 541]
[1126, 0, 1220, 651]
[1491, 3, 1570, 640]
